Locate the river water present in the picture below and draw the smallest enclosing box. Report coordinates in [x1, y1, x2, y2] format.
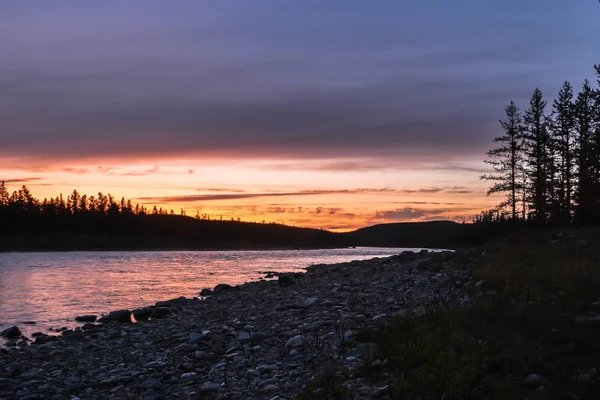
[0, 247, 421, 337]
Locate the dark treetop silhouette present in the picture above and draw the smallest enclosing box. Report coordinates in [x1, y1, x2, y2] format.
[478, 65, 600, 227]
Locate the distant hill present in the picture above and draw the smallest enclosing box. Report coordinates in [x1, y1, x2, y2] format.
[346, 220, 515, 249]
[0, 215, 351, 251]
[0, 216, 517, 251]
[345, 221, 465, 249]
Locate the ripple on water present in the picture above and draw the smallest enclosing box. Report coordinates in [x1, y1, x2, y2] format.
[0, 247, 440, 338]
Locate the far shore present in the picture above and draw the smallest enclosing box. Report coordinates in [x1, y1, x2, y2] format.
[0, 245, 450, 254]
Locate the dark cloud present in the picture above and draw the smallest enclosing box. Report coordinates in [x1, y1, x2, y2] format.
[137, 186, 477, 203]
[265, 161, 393, 172]
[1, 177, 43, 184]
[0, 1, 596, 161]
[371, 206, 477, 223]
[399, 188, 444, 194]
[391, 201, 464, 205]
[136, 188, 396, 203]
[373, 208, 430, 221]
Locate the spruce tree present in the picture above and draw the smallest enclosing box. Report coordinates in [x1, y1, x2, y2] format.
[574, 80, 596, 223]
[523, 88, 550, 225]
[0, 181, 8, 207]
[589, 66, 600, 223]
[481, 101, 525, 222]
[550, 81, 576, 224]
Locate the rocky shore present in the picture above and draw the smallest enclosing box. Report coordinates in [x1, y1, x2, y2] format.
[0, 249, 486, 400]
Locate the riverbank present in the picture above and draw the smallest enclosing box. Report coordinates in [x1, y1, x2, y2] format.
[0, 248, 476, 400]
[1, 230, 599, 399]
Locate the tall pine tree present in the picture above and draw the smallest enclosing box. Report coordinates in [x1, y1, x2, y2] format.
[523, 88, 550, 225]
[481, 101, 525, 222]
[589, 65, 600, 223]
[574, 80, 596, 223]
[550, 81, 576, 224]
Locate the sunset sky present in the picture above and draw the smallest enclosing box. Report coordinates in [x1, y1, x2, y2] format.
[1, 1, 598, 231]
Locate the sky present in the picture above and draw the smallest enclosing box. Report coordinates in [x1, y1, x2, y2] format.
[0, 1, 598, 231]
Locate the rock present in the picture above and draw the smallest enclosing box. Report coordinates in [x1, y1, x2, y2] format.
[302, 297, 319, 308]
[132, 307, 155, 321]
[181, 372, 196, 381]
[239, 331, 269, 343]
[98, 309, 131, 323]
[200, 382, 222, 394]
[153, 307, 170, 318]
[155, 296, 188, 307]
[285, 335, 305, 348]
[140, 380, 160, 389]
[213, 283, 236, 294]
[278, 274, 296, 286]
[143, 360, 167, 369]
[188, 332, 203, 343]
[343, 330, 354, 344]
[523, 374, 550, 388]
[75, 315, 97, 322]
[0, 326, 21, 339]
[263, 384, 279, 393]
[199, 288, 213, 296]
[22, 321, 36, 325]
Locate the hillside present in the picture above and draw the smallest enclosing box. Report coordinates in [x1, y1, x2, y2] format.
[0, 215, 351, 251]
[346, 220, 515, 249]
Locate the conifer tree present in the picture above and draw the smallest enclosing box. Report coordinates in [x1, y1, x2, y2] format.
[0, 181, 8, 207]
[574, 80, 596, 223]
[550, 81, 576, 224]
[481, 101, 525, 222]
[523, 88, 550, 225]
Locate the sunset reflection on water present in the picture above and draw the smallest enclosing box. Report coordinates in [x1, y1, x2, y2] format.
[0, 247, 417, 337]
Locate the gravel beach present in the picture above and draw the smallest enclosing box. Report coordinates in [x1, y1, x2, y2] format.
[0, 249, 485, 400]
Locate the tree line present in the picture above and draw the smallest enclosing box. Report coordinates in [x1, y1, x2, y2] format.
[0, 182, 343, 250]
[0, 183, 180, 220]
[477, 64, 600, 226]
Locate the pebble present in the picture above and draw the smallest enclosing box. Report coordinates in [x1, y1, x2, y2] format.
[0, 249, 479, 399]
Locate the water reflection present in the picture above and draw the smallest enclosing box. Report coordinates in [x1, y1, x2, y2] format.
[0, 247, 422, 336]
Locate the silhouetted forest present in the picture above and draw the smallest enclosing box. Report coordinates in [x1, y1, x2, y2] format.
[0, 184, 349, 251]
[0, 184, 509, 251]
[477, 64, 600, 227]
[2, 69, 597, 250]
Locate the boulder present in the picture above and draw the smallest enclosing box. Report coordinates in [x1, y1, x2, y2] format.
[213, 284, 236, 294]
[98, 309, 132, 323]
[153, 307, 170, 318]
[133, 307, 155, 321]
[278, 274, 296, 286]
[199, 288, 213, 296]
[1, 326, 22, 339]
[75, 315, 97, 322]
[156, 296, 188, 308]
